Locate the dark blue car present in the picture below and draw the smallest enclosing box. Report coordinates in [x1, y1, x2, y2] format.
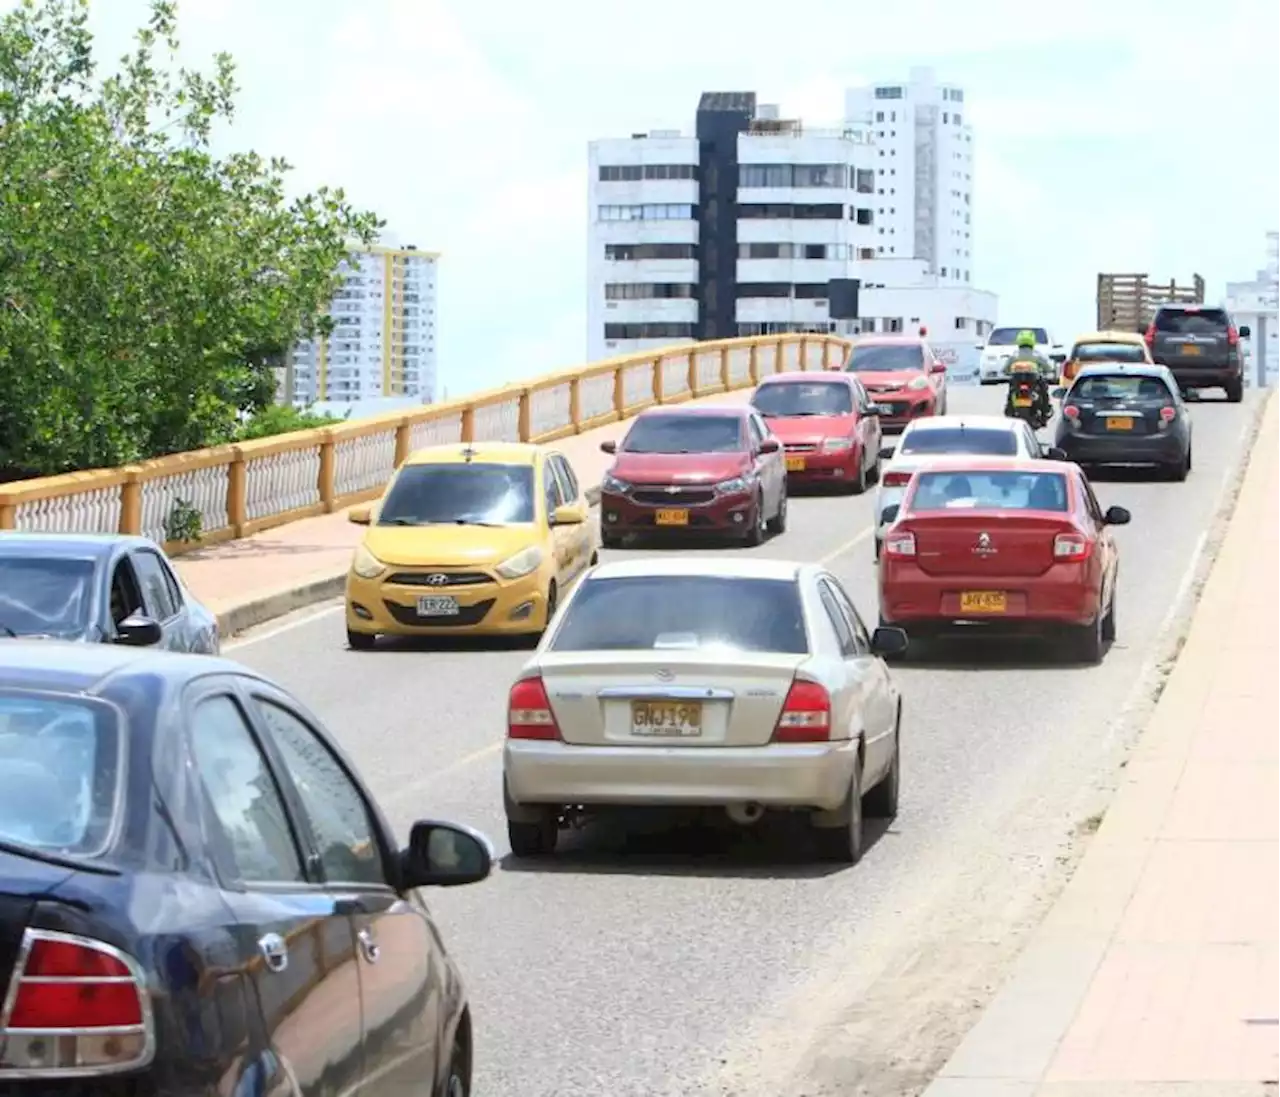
[0, 641, 490, 1096]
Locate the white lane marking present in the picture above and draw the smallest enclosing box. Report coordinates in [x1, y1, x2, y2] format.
[818, 524, 874, 566]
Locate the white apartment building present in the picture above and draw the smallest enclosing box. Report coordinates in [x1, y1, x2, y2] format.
[844, 67, 974, 285]
[1226, 230, 1278, 387]
[283, 244, 439, 406]
[587, 84, 995, 364]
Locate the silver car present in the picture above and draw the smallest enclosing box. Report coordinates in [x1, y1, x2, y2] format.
[873, 415, 1058, 559]
[502, 557, 907, 864]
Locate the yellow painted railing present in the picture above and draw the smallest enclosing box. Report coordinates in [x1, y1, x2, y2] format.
[0, 333, 851, 554]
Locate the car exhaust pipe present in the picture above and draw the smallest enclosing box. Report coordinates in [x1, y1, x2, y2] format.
[725, 801, 766, 826]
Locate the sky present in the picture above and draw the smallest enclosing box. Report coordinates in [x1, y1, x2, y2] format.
[31, 0, 1280, 395]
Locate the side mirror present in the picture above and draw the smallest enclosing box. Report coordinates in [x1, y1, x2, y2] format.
[550, 503, 584, 526]
[880, 503, 900, 525]
[400, 820, 493, 889]
[1240, 325, 1252, 339]
[1103, 505, 1131, 526]
[1050, 353, 1067, 365]
[1051, 387, 1066, 400]
[870, 626, 909, 658]
[878, 444, 896, 460]
[348, 505, 372, 525]
[115, 613, 163, 647]
[600, 439, 618, 455]
[758, 438, 781, 454]
[930, 361, 947, 375]
[1042, 445, 1068, 460]
[862, 405, 881, 416]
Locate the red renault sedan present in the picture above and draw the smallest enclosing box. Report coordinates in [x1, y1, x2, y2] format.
[878, 456, 1130, 662]
[749, 372, 884, 493]
[598, 405, 787, 547]
[844, 335, 949, 429]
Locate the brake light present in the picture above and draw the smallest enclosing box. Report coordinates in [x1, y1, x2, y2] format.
[1226, 325, 1239, 347]
[1158, 405, 1177, 429]
[885, 530, 917, 556]
[882, 470, 912, 487]
[507, 675, 561, 740]
[1, 929, 153, 1074]
[1062, 404, 1080, 421]
[1053, 533, 1092, 561]
[773, 679, 831, 742]
[1144, 322, 1156, 347]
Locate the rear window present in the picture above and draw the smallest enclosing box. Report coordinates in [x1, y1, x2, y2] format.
[622, 415, 744, 455]
[1154, 308, 1229, 334]
[0, 557, 95, 637]
[0, 692, 121, 855]
[1072, 374, 1172, 401]
[910, 470, 1068, 513]
[846, 344, 924, 372]
[550, 576, 808, 654]
[752, 381, 853, 417]
[988, 327, 1049, 346]
[900, 427, 1018, 456]
[1072, 342, 1147, 364]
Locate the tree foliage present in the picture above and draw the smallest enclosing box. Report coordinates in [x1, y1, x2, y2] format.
[0, 0, 381, 480]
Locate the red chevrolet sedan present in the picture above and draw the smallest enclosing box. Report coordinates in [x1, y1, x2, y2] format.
[598, 405, 787, 547]
[877, 456, 1130, 663]
[843, 335, 949, 430]
[749, 372, 884, 493]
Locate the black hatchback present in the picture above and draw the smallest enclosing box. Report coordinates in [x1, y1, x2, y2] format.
[0, 642, 490, 1096]
[1053, 364, 1193, 481]
[1146, 304, 1250, 402]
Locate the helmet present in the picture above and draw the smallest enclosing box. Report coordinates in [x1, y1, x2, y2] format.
[1015, 329, 1037, 349]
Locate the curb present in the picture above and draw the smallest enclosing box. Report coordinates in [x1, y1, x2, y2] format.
[214, 485, 603, 639]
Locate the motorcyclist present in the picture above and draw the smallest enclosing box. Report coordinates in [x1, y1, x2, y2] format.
[1004, 329, 1053, 423]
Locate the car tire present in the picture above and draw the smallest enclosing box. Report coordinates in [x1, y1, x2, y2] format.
[873, 535, 882, 562]
[1225, 377, 1244, 403]
[767, 489, 788, 534]
[1101, 587, 1117, 644]
[814, 751, 864, 865]
[849, 450, 869, 495]
[863, 709, 901, 820]
[743, 494, 766, 546]
[1069, 611, 1104, 665]
[507, 815, 558, 858]
[347, 629, 376, 651]
[443, 1027, 471, 1097]
[539, 581, 558, 633]
[867, 449, 881, 485]
[1165, 447, 1191, 481]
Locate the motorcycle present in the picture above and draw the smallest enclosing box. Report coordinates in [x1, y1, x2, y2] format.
[1004, 363, 1052, 428]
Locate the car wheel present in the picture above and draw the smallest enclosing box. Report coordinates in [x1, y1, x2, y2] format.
[743, 494, 766, 546]
[540, 581, 558, 631]
[1101, 587, 1117, 644]
[863, 709, 900, 820]
[1225, 377, 1244, 403]
[873, 535, 883, 562]
[849, 450, 869, 495]
[767, 488, 788, 534]
[1069, 612, 1104, 665]
[507, 815, 558, 858]
[443, 1030, 470, 1097]
[866, 448, 881, 485]
[1164, 450, 1190, 482]
[347, 629, 376, 651]
[814, 751, 864, 864]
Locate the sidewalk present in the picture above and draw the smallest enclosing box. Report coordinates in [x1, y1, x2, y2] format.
[176, 389, 753, 635]
[925, 394, 1279, 1096]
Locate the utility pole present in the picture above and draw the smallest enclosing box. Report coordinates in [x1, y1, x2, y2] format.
[1256, 314, 1269, 389]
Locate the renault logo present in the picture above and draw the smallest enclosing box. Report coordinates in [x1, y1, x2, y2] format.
[425, 573, 450, 586]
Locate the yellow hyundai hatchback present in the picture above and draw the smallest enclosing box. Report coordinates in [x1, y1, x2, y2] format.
[344, 442, 597, 648]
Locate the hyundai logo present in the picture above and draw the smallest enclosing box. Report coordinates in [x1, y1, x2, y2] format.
[425, 573, 450, 586]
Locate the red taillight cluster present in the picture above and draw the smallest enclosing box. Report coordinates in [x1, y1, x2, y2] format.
[1062, 404, 1080, 422]
[773, 679, 831, 742]
[884, 531, 917, 557]
[1053, 532, 1092, 561]
[882, 470, 912, 487]
[1158, 405, 1177, 429]
[1143, 322, 1156, 347]
[1, 930, 152, 1074]
[507, 675, 561, 740]
[1226, 325, 1240, 347]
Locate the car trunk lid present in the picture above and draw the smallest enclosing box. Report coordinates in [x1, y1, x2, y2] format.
[906, 513, 1070, 578]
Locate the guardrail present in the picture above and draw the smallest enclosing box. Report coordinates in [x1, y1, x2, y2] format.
[0, 333, 852, 554]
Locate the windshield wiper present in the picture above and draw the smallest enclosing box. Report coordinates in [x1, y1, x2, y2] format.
[0, 623, 16, 638]
[382, 517, 427, 526]
[451, 519, 504, 527]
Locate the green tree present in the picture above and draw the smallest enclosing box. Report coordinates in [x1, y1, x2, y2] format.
[0, 0, 382, 480]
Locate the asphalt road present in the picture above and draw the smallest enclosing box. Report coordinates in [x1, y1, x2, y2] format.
[229, 383, 1262, 1097]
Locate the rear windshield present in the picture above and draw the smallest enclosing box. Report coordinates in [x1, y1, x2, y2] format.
[379, 463, 535, 526]
[622, 415, 744, 455]
[752, 381, 853, 417]
[1154, 308, 1229, 334]
[910, 470, 1069, 512]
[0, 557, 96, 637]
[550, 576, 808, 654]
[0, 692, 121, 855]
[1073, 342, 1147, 364]
[846, 344, 924, 372]
[988, 327, 1049, 346]
[900, 427, 1018, 456]
[1072, 375, 1172, 401]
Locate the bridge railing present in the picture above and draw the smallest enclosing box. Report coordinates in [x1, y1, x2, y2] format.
[0, 333, 852, 554]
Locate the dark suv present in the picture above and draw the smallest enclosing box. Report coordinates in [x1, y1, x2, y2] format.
[1146, 304, 1250, 402]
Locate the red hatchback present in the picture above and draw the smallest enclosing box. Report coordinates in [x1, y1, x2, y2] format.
[843, 336, 949, 429]
[598, 405, 788, 547]
[878, 456, 1130, 662]
[749, 372, 884, 493]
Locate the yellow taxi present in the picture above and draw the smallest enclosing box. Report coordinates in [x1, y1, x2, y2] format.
[344, 442, 597, 648]
[1060, 330, 1154, 387]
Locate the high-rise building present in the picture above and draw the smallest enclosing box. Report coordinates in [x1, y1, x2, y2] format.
[586, 79, 996, 364]
[282, 244, 439, 406]
[1227, 230, 1278, 386]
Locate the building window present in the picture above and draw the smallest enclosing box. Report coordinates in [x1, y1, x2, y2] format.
[885, 318, 904, 333]
[604, 283, 697, 300]
[875, 111, 885, 122]
[874, 86, 904, 99]
[737, 203, 844, 220]
[954, 317, 967, 330]
[854, 169, 875, 194]
[598, 204, 694, 222]
[953, 114, 962, 125]
[606, 243, 698, 260]
[604, 322, 696, 340]
[853, 208, 874, 226]
[737, 242, 851, 260]
[598, 164, 698, 181]
[793, 283, 829, 300]
[739, 163, 849, 188]
[735, 282, 792, 299]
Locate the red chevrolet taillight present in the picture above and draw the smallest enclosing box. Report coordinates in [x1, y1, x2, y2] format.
[1226, 325, 1240, 347]
[1062, 404, 1080, 422]
[1158, 405, 1177, 429]
[1, 929, 152, 1074]
[1053, 532, 1093, 561]
[884, 530, 917, 556]
[882, 470, 912, 487]
[1143, 322, 1156, 348]
[507, 675, 561, 740]
[772, 679, 831, 742]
